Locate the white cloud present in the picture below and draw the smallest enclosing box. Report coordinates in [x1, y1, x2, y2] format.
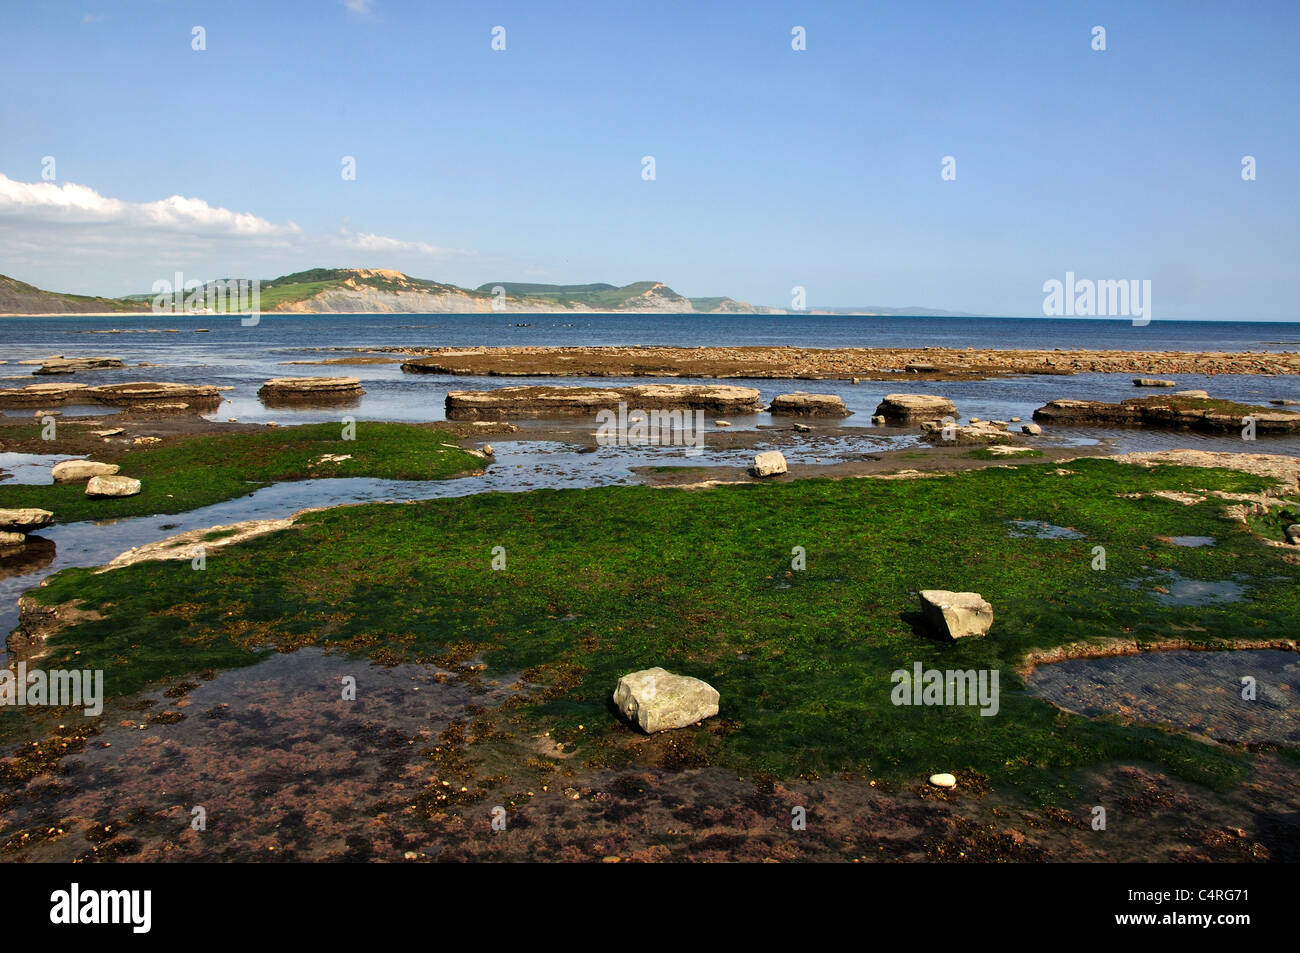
[337, 228, 468, 258]
[0, 173, 483, 292]
[0, 173, 297, 237]
[342, 0, 375, 15]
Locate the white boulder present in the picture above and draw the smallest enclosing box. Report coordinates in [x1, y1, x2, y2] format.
[919, 590, 993, 640]
[612, 667, 719, 733]
[51, 460, 120, 483]
[0, 508, 54, 532]
[85, 475, 142, 498]
[752, 451, 788, 478]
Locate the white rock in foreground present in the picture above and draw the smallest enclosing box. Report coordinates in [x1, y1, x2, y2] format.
[752, 450, 788, 477]
[929, 773, 957, 789]
[51, 460, 120, 483]
[0, 508, 54, 532]
[85, 475, 142, 498]
[612, 667, 719, 734]
[918, 589, 993, 639]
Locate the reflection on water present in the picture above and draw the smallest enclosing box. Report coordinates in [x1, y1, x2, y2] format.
[1169, 536, 1216, 548]
[1008, 520, 1086, 540]
[1026, 649, 1300, 745]
[1149, 569, 1248, 608]
[0, 452, 81, 485]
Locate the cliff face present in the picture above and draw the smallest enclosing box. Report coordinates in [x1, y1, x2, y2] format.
[272, 285, 496, 313]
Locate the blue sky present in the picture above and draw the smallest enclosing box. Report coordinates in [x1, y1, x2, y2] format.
[1, 0, 1297, 318]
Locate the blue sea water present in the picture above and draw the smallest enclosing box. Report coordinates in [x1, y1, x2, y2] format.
[1, 312, 1298, 354]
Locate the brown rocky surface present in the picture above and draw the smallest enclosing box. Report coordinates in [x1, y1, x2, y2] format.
[390, 345, 1300, 381]
[85, 382, 227, 406]
[445, 384, 763, 420]
[1033, 395, 1300, 433]
[257, 376, 365, 406]
[768, 392, 851, 416]
[876, 393, 958, 421]
[0, 382, 92, 406]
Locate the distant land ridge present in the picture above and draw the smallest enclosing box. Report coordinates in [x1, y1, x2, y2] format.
[0, 268, 968, 316]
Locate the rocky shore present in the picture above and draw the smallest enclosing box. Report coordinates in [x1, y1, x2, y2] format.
[393, 345, 1300, 380]
[0, 380, 228, 409]
[1033, 395, 1300, 434]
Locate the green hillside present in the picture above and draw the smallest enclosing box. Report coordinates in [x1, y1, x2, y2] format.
[0, 274, 148, 315]
[7, 269, 763, 315]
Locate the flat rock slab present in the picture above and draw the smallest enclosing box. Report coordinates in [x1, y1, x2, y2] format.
[1133, 378, 1176, 387]
[445, 384, 762, 420]
[258, 377, 365, 400]
[0, 382, 92, 406]
[1034, 396, 1300, 434]
[612, 667, 720, 733]
[3, 381, 231, 408]
[98, 515, 304, 572]
[769, 392, 851, 417]
[86, 382, 227, 406]
[919, 590, 994, 639]
[752, 450, 788, 477]
[85, 475, 141, 498]
[51, 460, 120, 483]
[875, 393, 957, 421]
[0, 508, 54, 532]
[32, 356, 125, 375]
